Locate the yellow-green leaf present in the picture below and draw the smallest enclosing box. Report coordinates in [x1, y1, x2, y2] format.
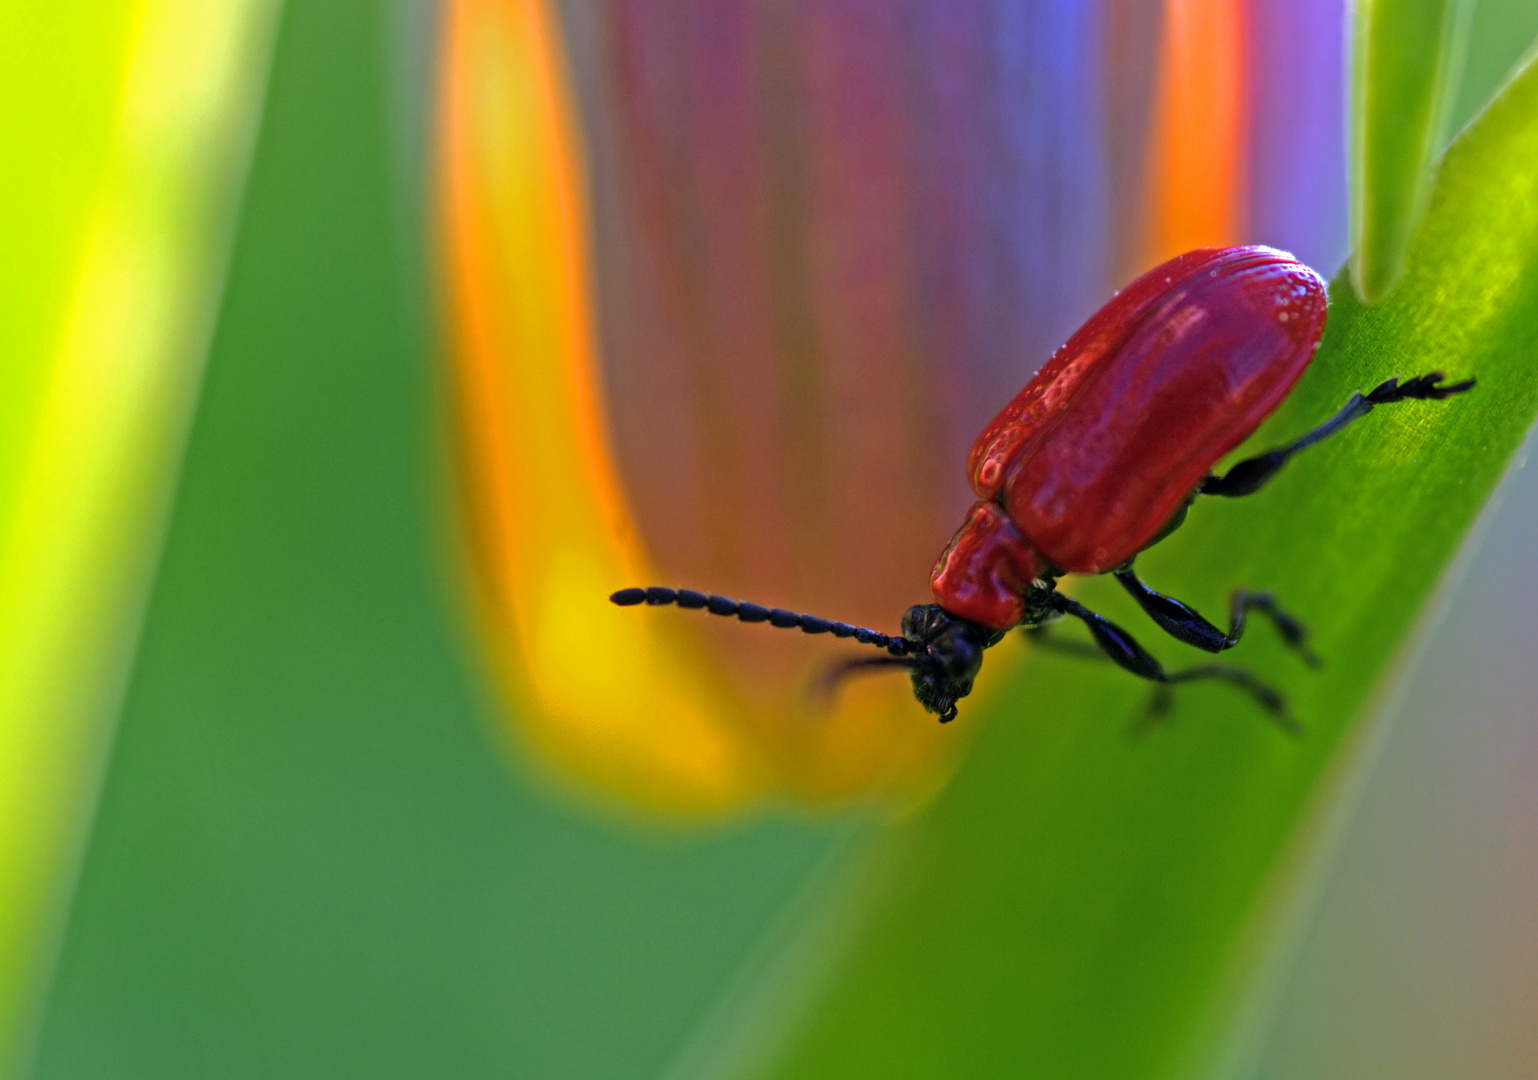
[0, 2, 278, 1070]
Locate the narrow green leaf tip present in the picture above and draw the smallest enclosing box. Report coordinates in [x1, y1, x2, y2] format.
[1350, 0, 1475, 303]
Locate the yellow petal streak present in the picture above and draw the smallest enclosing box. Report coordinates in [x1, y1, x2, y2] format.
[440, 0, 961, 816]
[0, 0, 277, 1068]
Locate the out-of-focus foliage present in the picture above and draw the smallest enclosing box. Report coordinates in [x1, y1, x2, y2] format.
[28, 4, 855, 1078]
[1351, 0, 1474, 301]
[764, 51, 1538, 1080]
[0, 1, 276, 1070]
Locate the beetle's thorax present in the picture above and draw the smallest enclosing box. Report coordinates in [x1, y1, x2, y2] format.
[928, 500, 1050, 630]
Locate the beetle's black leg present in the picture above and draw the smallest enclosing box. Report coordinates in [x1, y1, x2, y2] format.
[1200, 371, 1475, 498]
[815, 654, 918, 697]
[1050, 594, 1298, 732]
[1113, 567, 1320, 666]
[1023, 623, 1106, 661]
[1158, 664, 1296, 733]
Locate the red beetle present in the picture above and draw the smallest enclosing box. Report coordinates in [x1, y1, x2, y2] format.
[612, 246, 1473, 728]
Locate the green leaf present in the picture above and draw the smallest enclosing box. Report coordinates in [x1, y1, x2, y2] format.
[1351, 0, 1475, 302]
[762, 51, 1538, 1080]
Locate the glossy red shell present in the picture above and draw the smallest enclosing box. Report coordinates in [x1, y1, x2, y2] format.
[931, 246, 1328, 629]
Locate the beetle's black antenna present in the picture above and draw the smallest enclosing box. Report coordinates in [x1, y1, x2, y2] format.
[610, 587, 913, 656]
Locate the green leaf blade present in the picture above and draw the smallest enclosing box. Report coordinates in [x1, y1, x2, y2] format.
[765, 50, 1538, 1080]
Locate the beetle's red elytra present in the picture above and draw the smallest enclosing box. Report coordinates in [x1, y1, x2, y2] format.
[934, 247, 1327, 629]
[613, 246, 1474, 728]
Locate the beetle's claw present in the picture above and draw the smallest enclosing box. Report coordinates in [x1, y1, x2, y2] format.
[1267, 608, 1322, 668]
[1269, 707, 1305, 739]
[1127, 687, 1176, 740]
[1425, 375, 1477, 399]
[1369, 371, 1477, 404]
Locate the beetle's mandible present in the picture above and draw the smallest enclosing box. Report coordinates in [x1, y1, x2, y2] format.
[611, 246, 1474, 729]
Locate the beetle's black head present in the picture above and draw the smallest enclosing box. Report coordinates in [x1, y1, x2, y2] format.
[899, 604, 1005, 723]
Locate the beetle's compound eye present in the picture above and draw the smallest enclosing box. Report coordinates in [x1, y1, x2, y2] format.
[900, 603, 947, 641]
